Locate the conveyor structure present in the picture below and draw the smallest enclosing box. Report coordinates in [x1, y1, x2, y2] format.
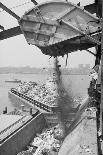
[19, 0, 101, 57]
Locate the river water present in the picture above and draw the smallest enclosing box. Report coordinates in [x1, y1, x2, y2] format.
[0, 73, 91, 114]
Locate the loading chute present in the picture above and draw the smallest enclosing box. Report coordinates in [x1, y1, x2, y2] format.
[19, 0, 101, 57]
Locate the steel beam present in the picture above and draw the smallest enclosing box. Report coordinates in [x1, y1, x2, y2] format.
[0, 26, 22, 40]
[86, 49, 96, 56]
[0, 25, 4, 31]
[61, 20, 101, 45]
[0, 2, 20, 20]
[84, 3, 97, 14]
[0, 2, 99, 41]
[31, 0, 38, 5]
[100, 0, 103, 140]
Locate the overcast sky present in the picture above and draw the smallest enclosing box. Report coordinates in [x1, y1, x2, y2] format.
[0, 0, 95, 68]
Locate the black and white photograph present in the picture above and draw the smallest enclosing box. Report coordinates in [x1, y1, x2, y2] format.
[0, 0, 102, 154]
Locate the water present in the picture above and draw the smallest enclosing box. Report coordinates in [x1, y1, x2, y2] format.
[0, 73, 91, 114]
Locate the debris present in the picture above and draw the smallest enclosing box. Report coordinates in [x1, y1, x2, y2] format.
[14, 76, 59, 107]
[17, 124, 63, 155]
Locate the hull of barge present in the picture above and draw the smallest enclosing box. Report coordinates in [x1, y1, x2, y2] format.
[7, 90, 95, 155]
[0, 113, 47, 155]
[8, 90, 35, 110]
[8, 90, 60, 125]
[8, 90, 58, 113]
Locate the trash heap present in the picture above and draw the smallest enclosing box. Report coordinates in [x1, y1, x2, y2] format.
[17, 124, 63, 155]
[15, 81, 37, 94]
[14, 76, 59, 107]
[26, 76, 58, 107]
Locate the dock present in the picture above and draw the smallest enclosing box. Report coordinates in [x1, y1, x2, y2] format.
[58, 107, 97, 155]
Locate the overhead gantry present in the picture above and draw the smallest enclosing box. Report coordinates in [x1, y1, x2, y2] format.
[0, 1, 100, 41]
[19, 0, 101, 57]
[0, 1, 38, 40]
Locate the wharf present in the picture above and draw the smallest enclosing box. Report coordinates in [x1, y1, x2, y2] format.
[0, 114, 32, 143]
[0, 112, 46, 155]
[58, 108, 97, 155]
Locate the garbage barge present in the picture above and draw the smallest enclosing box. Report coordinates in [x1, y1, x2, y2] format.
[1, 80, 97, 155]
[8, 74, 81, 123]
[8, 76, 60, 113]
[3, 64, 98, 155]
[7, 74, 84, 155]
[0, 110, 47, 155]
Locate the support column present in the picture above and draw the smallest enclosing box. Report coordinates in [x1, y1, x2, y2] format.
[0, 2, 20, 20]
[100, 0, 103, 140]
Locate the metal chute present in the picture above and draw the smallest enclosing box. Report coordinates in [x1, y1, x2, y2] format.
[19, 0, 101, 57]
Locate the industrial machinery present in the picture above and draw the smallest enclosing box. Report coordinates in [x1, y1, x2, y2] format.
[19, 0, 101, 57]
[0, 0, 103, 154]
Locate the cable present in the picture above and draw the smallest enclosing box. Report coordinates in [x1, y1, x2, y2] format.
[0, 1, 31, 13]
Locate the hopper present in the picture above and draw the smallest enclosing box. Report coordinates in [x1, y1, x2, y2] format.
[19, 0, 101, 57]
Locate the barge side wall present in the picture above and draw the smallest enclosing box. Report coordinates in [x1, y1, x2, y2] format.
[8, 91, 35, 109]
[0, 113, 47, 155]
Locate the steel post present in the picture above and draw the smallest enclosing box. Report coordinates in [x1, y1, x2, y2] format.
[100, 0, 103, 143]
[0, 2, 20, 20]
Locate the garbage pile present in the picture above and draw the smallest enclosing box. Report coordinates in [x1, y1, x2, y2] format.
[86, 107, 96, 119]
[15, 81, 37, 94]
[17, 124, 63, 155]
[27, 78, 58, 107]
[15, 76, 59, 107]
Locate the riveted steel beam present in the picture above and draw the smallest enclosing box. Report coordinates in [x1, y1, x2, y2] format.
[0, 26, 22, 40]
[0, 2, 20, 20]
[31, 0, 38, 5]
[61, 20, 101, 45]
[0, 25, 4, 31]
[86, 49, 96, 56]
[84, 3, 97, 14]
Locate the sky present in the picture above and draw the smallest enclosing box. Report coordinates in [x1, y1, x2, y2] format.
[0, 0, 96, 68]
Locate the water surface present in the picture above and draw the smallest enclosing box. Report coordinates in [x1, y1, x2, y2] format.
[0, 73, 91, 114]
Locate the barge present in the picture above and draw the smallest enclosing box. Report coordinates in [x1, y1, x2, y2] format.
[8, 75, 64, 129]
[8, 75, 82, 129]
[9, 88, 54, 113]
[0, 112, 47, 155]
[8, 76, 59, 113]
